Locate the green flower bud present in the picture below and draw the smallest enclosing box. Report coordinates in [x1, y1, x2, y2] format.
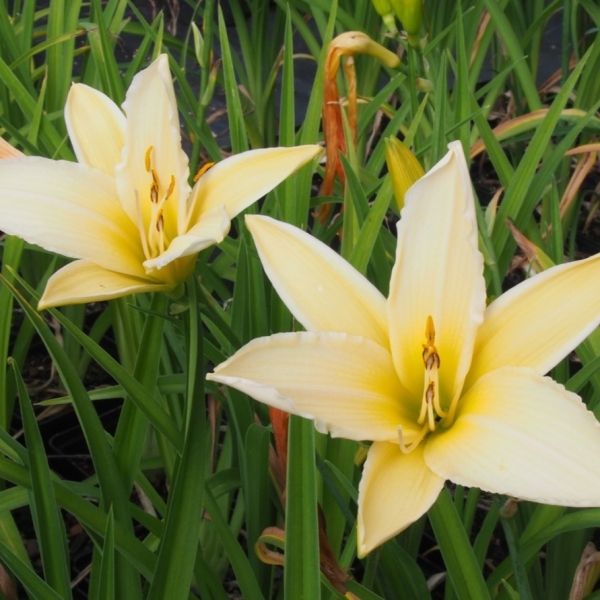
[372, 0, 392, 16]
[415, 77, 434, 92]
[384, 137, 425, 212]
[389, 0, 422, 46]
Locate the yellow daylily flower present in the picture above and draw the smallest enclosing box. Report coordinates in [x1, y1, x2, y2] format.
[208, 141, 600, 557]
[0, 55, 320, 308]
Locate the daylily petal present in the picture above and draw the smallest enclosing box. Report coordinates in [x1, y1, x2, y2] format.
[143, 205, 230, 271]
[186, 145, 322, 226]
[39, 260, 173, 308]
[0, 157, 145, 276]
[65, 83, 126, 175]
[357, 442, 444, 557]
[208, 332, 420, 442]
[388, 141, 486, 405]
[466, 254, 600, 389]
[425, 366, 600, 505]
[116, 54, 191, 239]
[245, 215, 388, 346]
[0, 137, 23, 159]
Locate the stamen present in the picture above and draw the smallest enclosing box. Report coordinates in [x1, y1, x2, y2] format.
[150, 182, 159, 204]
[425, 383, 436, 431]
[157, 212, 165, 254]
[140, 147, 175, 262]
[444, 391, 461, 428]
[417, 393, 428, 425]
[424, 315, 435, 347]
[433, 386, 447, 421]
[398, 423, 429, 454]
[145, 146, 153, 172]
[134, 190, 151, 261]
[193, 161, 215, 182]
[166, 175, 176, 200]
[151, 168, 160, 188]
[418, 316, 446, 432]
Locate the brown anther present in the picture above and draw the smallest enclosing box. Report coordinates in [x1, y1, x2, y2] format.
[156, 213, 164, 232]
[425, 382, 435, 404]
[150, 182, 159, 204]
[423, 350, 440, 370]
[145, 146, 153, 172]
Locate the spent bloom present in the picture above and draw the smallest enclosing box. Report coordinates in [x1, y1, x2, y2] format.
[209, 142, 600, 556]
[0, 55, 320, 308]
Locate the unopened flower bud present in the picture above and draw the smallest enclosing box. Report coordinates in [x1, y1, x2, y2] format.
[371, 0, 398, 33]
[415, 77, 434, 92]
[372, 0, 392, 16]
[389, 0, 423, 46]
[384, 137, 424, 211]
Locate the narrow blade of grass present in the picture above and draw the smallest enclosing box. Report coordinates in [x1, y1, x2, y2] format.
[218, 6, 249, 153]
[428, 488, 490, 600]
[90, 507, 115, 600]
[10, 359, 72, 599]
[0, 538, 64, 600]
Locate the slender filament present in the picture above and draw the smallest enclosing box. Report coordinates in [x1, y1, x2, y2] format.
[137, 146, 176, 263]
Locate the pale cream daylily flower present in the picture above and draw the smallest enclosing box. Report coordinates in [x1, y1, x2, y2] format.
[0, 55, 320, 308]
[0, 137, 23, 159]
[208, 141, 600, 556]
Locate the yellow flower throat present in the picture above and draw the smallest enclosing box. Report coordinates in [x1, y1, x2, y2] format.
[139, 145, 176, 261]
[399, 316, 451, 454]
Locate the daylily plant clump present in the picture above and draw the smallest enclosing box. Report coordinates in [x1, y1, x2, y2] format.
[3, 0, 600, 595]
[209, 142, 600, 556]
[0, 55, 320, 308]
